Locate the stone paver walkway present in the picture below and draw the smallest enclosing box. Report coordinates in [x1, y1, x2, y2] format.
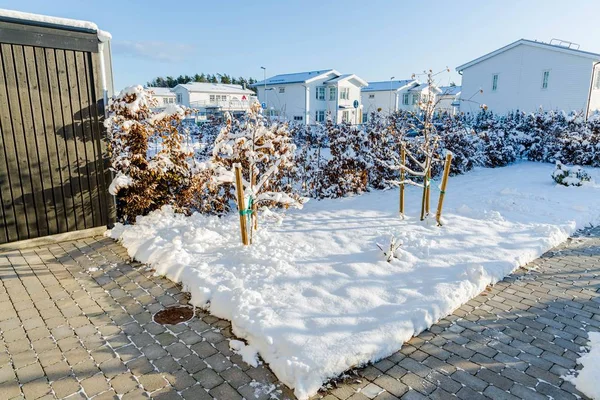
[0, 228, 599, 400]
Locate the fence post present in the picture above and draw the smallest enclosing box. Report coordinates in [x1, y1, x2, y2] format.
[234, 165, 249, 245]
[436, 152, 453, 226]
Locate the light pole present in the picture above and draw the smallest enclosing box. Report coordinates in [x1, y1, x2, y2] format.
[389, 76, 395, 115]
[260, 66, 267, 117]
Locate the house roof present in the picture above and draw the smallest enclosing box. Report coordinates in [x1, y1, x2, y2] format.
[174, 83, 254, 95]
[456, 39, 600, 72]
[251, 69, 339, 86]
[0, 8, 111, 39]
[362, 79, 417, 92]
[146, 87, 175, 97]
[324, 74, 368, 87]
[439, 85, 461, 96]
[408, 84, 442, 93]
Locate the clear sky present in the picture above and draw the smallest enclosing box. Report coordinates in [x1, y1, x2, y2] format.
[2, 0, 600, 91]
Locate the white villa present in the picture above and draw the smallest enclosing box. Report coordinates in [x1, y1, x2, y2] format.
[252, 69, 368, 125]
[172, 82, 256, 121]
[436, 85, 461, 115]
[456, 39, 600, 116]
[146, 87, 176, 110]
[361, 80, 442, 121]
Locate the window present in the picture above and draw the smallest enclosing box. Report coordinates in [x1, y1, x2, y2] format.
[293, 116, 303, 121]
[403, 93, 409, 105]
[316, 87, 325, 100]
[279, 87, 285, 93]
[363, 113, 368, 122]
[221, 95, 227, 101]
[342, 110, 350, 122]
[315, 110, 325, 122]
[176, 93, 182, 103]
[209, 94, 215, 103]
[340, 87, 350, 100]
[412, 93, 420, 105]
[329, 87, 336, 101]
[492, 74, 498, 91]
[595, 71, 600, 90]
[368, 94, 375, 99]
[542, 71, 550, 89]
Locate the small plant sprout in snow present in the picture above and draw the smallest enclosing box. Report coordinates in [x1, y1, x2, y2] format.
[552, 162, 591, 186]
[376, 235, 403, 262]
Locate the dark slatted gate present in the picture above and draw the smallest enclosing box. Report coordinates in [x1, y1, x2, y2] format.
[0, 20, 115, 244]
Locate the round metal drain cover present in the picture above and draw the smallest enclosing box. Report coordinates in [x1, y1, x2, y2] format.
[154, 306, 194, 325]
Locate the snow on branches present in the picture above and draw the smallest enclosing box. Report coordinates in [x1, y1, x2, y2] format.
[211, 102, 305, 221]
[105, 85, 199, 220]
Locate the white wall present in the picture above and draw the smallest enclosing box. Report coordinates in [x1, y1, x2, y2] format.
[588, 68, 600, 115]
[460, 44, 595, 115]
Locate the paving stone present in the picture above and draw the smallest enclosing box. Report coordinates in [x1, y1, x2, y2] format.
[16, 362, 45, 384]
[21, 377, 52, 399]
[110, 373, 139, 394]
[181, 384, 212, 400]
[373, 375, 408, 398]
[51, 377, 80, 398]
[154, 356, 180, 373]
[204, 352, 232, 373]
[399, 373, 435, 395]
[165, 342, 191, 359]
[142, 343, 167, 360]
[209, 382, 242, 400]
[483, 385, 519, 400]
[193, 368, 224, 389]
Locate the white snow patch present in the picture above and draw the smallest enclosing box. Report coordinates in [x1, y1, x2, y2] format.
[108, 172, 133, 195]
[229, 339, 260, 367]
[108, 162, 600, 399]
[565, 332, 600, 399]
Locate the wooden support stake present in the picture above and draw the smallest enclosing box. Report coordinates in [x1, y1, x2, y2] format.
[425, 166, 431, 215]
[400, 147, 405, 217]
[436, 152, 453, 226]
[234, 166, 249, 245]
[251, 173, 258, 231]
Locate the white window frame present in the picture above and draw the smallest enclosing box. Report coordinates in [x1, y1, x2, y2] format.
[316, 87, 325, 100]
[594, 70, 600, 90]
[542, 70, 550, 90]
[279, 87, 285, 93]
[293, 115, 303, 121]
[329, 87, 336, 101]
[340, 87, 350, 100]
[315, 110, 325, 122]
[412, 93, 420, 105]
[403, 93, 409, 105]
[209, 94, 215, 102]
[492, 73, 499, 92]
[342, 110, 350, 122]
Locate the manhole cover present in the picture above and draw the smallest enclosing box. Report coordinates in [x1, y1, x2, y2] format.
[154, 306, 194, 325]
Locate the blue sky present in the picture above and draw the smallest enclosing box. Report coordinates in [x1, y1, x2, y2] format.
[2, 0, 600, 91]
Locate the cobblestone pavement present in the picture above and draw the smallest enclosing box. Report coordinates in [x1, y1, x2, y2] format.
[0, 228, 599, 400]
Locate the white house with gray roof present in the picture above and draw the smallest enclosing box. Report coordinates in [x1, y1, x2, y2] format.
[252, 69, 367, 124]
[436, 86, 461, 115]
[172, 82, 256, 121]
[145, 87, 176, 110]
[456, 39, 600, 116]
[361, 80, 442, 120]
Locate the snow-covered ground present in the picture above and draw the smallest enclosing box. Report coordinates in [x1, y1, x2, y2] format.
[565, 332, 600, 399]
[108, 162, 600, 399]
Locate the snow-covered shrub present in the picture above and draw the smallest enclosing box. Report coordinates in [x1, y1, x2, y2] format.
[105, 85, 197, 220]
[439, 117, 483, 175]
[365, 111, 400, 189]
[211, 102, 304, 211]
[552, 162, 591, 186]
[480, 119, 517, 168]
[295, 122, 327, 197]
[318, 116, 369, 198]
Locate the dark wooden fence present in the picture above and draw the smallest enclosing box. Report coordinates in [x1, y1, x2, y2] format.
[0, 20, 114, 244]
